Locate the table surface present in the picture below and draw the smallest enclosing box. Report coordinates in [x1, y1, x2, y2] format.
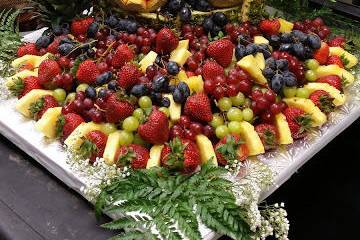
[1, 119, 359, 240]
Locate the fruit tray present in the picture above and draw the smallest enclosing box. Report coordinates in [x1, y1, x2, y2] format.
[1, 29, 360, 240]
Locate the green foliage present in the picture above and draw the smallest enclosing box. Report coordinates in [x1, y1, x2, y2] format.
[95, 164, 251, 240]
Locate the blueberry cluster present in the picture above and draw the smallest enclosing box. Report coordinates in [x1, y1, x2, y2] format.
[184, 0, 213, 11]
[169, 82, 190, 104]
[203, 12, 228, 37]
[167, 61, 180, 75]
[35, 35, 53, 50]
[269, 30, 321, 60]
[263, 58, 297, 93]
[95, 71, 113, 86]
[235, 43, 271, 61]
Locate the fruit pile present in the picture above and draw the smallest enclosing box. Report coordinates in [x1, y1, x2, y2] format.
[4, 11, 358, 174]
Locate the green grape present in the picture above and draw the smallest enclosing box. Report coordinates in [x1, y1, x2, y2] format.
[133, 108, 145, 121]
[296, 88, 310, 99]
[210, 113, 224, 128]
[133, 133, 149, 147]
[228, 121, 242, 134]
[283, 86, 297, 98]
[159, 107, 170, 117]
[76, 83, 89, 92]
[251, 85, 261, 91]
[244, 98, 252, 107]
[119, 131, 134, 145]
[305, 59, 320, 70]
[123, 116, 139, 132]
[305, 70, 317, 82]
[242, 108, 254, 122]
[138, 96, 152, 109]
[215, 125, 229, 139]
[53, 88, 66, 103]
[227, 107, 243, 122]
[218, 97, 232, 111]
[65, 92, 76, 103]
[102, 123, 117, 135]
[230, 92, 245, 106]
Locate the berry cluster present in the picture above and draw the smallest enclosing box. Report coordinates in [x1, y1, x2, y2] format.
[170, 115, 213, 141]
[293, 17, 331, 40]
[272, 51, 305, 84]
[263, 58, 297, 93]
[225, 22, 260, 43]
[202, 12, 229, 37]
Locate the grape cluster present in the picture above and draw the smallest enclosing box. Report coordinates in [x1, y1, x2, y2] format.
[202, 12, 228, 37]
[170, 115, 214, 141]
[235, 43, 271, 61]
[293, 17, 331, 40]
[272, 51, 305, 84]
[225, 22, 260, 43]
[116, 26, 157, 55]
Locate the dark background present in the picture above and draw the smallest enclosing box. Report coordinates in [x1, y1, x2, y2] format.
[0, 118, 359, 240]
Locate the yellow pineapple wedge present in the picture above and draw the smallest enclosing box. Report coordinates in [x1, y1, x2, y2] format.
[11, 53, 52, 69]
[15, 89, 53, 118]
[195, 134, 218, 166]
[274, 113, 293, 145]
[238, 121, 265, 156]
[177, 70, 188, 82]
[170, 48, 192, 66]
[163, 94, 181, 122]
[304, 82, 346, 106]
[139, 51, 158, 72]
[35, 107, 62, 139]
[176, 40, 189, 50]
[185, 75, 204, 93]
[254, 52, 265, 70]
[283, 97, 327, 127]
[237, 55, 267, 85]
[315, 65, 354, 85]
[103, 131, 122, 165]
[278, 18, 294, 33]
[253, 36, 269, 45]
[329, 47, 358, 69]
[146, 145, 164, 169]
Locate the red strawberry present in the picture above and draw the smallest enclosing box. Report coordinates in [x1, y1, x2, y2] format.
[317, 75, 342, 90]
[117, 63, 142, 90]
[71, 17, 94, 37]
[328, 36, 346, 48]
[184, 93, 213, 122]
[259, 19, 280, 36]
[160, 137, 200, 173]
[29, 95, 59, 120]
[326, 55, 344, 68]
[8, 76, 41, 99]
[283, 107, 312, 139]
[79, 130, 108, 163]
[38, 59, 62, 89]
[309, 90, 335, 114]
[313, 42, 329, 65]
[105, 93, 135, 123]
[215, 134, 248, 166]
[138, 108, 169, 145]
[202, 60, 224, 81]
[56, 113, 84, 141]
[255, 124, 278, 150]
[206, 39, 234, 67]
[114, 144, 150, 169]
[76, 60, 100, 84]
[17, 43, 39, 57]
[156, 28, 179, 54]
[111, 44, 134, 68]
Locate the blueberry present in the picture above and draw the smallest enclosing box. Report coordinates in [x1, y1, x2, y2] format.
[245, 43, 258, 55]
[258, 44, 271, 58]
[280, 33, 293, 43]
[60, 38, 73, 45]
[271, 74, 284, 93]
[283, 71, 297, 87]
[213, 12, 227, 27]
[203, 17, 214, 33]
[279, 43, 293, 52]
[161, 97, 171, 107]
[238, 35, 250, 45]
[276, 59, 289, 71]
[130, 84, 148, 97]
[87, 48, 96, 58]
[291, 30, 307, 43]
[263, 67, 275, 79]
[307, 34, 321, 49]
[292, 42, 305, 59]
[179, 7, 191, 22]
[126, 20, 138, 34]
[58, 43, 74, 56]
[269, 35, 281, 48]
[152, 75, 169, 92]
[61, 23, 70, 35]
[108, 80, 118, 90]
[98, 88, 108, 98]
[168, 0, 183, 13]
[169, 85, 176, 93]
[151, 92, 162, 104]
[105, 15, 118, 28]
[167, 61, 180, 75]
[155, 55, 163, 67]
[117, 19, 127, 31]
[177, 82, 190, 98]
[196, 0, 211, 11]
[235, 44, 246, 60]
[87, 22, 99, 38]
[85, 86, 97, 99]
[53, 25, 63, 36]
[210, 25, 222, 37]
[303, 46, 313, 59]
[96, 71, 112, 85]
[35, 36, 51, 49]
[265, 57, 277, 69]
[173, 88, 184, 103]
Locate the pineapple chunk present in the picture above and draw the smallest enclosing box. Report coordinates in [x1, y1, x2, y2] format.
[146, 145, 164, 169]
[278, 18, 294, 33]
[169, 48, 192, 66]
[237, 55, 267, 85]
[304, 82, 346, 106]
[283, 97, 327, 127]
[254, 52, 265, 70]
[11, 53, 52, 69]
[185, 75, 204, 93]
[163, 94, 181, 122]
[35, 107, 62, 139]
[103, 131, 122, 165]
[195, 134, 218, 166]
[139, 51, 158, 72]
[315, 64, 354, 85]
[274, 113, 293, 145]
[64, 122, 104, 151]
[6, 70, 38, 87]
[239, 121, 265, 156]
[176, 40, 189, 50]
[177, 70, 188, 82]
[329, 47, 358, 69]
[15, 89, 53, 118]
[253, 36, 269, 45]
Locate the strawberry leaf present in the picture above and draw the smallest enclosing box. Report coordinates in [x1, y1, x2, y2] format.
[28, 97, 45, 118]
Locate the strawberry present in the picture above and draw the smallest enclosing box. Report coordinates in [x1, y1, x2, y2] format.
[202, 60, 224, 81]
[259, 19, 280, 36]
[160, 137, 200, 173]
[206, 39, 234, 67]
[283, 107, 312, 139]
[309, 90, 335, 114]
[79, 130, 108, 163]
[29, 95, 59, 120]
[111, 44, 134, 68]
[255, 124, 278, 150]
[313, 42, 329, 65]
[38, 59, 62, 89]
[156, 28, 179, 54]
[114, 144, 150, 169]
[76, 60, 100, 84]
[138, 108, 169, 144]
[8, 76, 41, 99]
[215, 134, 248, 166]
[117, 63, 142, 90]
[71, 17, 94, 37]
[46, 36, 66, 54]
[317, 75, 342, 90]
[17, 43, 39, 57]
[328, 36, 346, 48]
[105, 93, 135, 123]
[56, 113, 84, 141]
[326, 55, 344, 68]
[184, 93, 213, 122]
